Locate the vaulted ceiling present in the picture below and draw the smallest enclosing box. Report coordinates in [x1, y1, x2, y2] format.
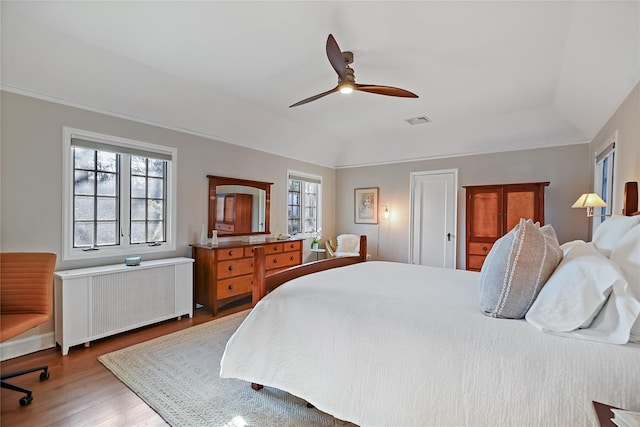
[2, 1, 639, 168]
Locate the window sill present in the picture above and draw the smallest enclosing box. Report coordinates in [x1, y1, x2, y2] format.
[62, 243, 176, 262]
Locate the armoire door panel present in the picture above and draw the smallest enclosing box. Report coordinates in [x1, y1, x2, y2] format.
[505, 191, 536, 232]
[470, 192, 501, 239]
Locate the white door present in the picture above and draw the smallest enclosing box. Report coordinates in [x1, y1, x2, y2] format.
[409, 170, 457, 268]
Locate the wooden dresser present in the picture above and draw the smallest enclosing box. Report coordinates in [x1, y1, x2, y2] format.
[464, 182, 549, 271]
[191, 239, 303, 315]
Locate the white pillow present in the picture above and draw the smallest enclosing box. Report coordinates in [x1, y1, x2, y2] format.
[610, 224, 640, 342]
[592, 214, 640, 257]
[526, 241, 640, 344]
[559, 240, 586, 257]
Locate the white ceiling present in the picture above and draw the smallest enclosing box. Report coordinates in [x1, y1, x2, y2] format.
[2, 1, 639, 168]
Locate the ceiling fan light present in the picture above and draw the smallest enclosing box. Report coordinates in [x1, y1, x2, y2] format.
[339, 85, 353, 94]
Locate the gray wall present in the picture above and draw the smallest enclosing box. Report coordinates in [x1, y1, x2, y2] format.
[335, 83, 640, 267]
[0, 91, 337, 342]
[589, 82, 640, 211]
[0, 91, 337, 270]
[336, 144, 591, 267]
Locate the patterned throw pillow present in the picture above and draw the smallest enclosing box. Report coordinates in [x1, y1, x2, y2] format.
[479, 219, 563, 319]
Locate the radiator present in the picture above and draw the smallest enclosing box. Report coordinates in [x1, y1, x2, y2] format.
[54, 257, 193, 355]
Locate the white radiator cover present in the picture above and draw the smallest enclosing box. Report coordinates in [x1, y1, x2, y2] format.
[54, 257, 193, 355]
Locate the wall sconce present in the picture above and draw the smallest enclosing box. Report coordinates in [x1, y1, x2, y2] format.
[382, 205, 390, 220]
[572, 193, 607, 217]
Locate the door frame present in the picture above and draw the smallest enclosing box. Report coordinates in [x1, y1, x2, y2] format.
[408, 169, 458, 267]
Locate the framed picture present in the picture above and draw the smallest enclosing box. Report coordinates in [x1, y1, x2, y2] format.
[354, 187, 379, 224]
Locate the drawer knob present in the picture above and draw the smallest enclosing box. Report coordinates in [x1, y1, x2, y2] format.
[273, 259, 278, 264]
[228, 265, 233, 271]
[228, 284, 233, 290]
[290, 256, 294, 261]
[228, 250, 233, 256]
[482, 246, 488, 252]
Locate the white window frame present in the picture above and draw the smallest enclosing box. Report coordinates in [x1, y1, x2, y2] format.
[592, 131, 616, 233]
[62, 127, 177, 261]
[286, 170, 322, 238]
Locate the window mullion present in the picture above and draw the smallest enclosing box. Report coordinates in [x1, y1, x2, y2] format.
[145, 160, 150, 243]
[93, 150, 99, 247]
[121, 154, 132, 249]
[300, 182, 306, 232]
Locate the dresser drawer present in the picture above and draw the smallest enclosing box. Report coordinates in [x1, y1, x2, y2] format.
[215, 222, 234, 232]
[244, 246, 257, 258]
[266, 251, 302, 271]
[245, 243, 284, 257]
[468, 242, 494, 256]
[468, 255, 487, 271]
[217, 247, 245, 260]
[217, 274, 253, 299]
[217, 257, 254, 279]
[282, 240, 302, 252]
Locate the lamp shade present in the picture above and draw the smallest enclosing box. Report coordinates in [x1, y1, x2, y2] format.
[572, 193, 607, 208]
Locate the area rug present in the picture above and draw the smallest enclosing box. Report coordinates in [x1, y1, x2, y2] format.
[99, 310, 353, 427]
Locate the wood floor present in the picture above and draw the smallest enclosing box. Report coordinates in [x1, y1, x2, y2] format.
[0, 299, 252, 427]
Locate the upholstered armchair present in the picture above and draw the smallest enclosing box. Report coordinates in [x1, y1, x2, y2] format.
[1, 252, 56, 406]
[325, 234, 362, 258]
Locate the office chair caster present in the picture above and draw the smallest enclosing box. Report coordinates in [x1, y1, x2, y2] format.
[2, 367, 49, 406]
[15, 370, 48, 406]
[19, 393, 33, 406]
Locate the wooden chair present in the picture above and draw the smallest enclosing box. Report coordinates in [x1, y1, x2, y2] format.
[1, 252, 56, 406]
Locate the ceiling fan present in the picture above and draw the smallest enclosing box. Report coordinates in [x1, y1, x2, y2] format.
[289, 34, 419, 108]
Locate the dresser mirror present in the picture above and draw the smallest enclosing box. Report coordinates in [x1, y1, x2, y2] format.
[207, 175, 272, 237]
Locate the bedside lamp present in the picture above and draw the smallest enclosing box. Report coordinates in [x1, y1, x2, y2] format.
[572, 193, 607, 217]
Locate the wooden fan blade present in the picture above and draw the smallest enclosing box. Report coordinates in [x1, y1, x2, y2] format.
[289, 86, 339, 108]
[326, 34, 347, 80]
[355, 84, 418, 98]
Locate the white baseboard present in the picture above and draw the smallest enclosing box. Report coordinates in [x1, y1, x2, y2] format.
[0, 332, 55, 361]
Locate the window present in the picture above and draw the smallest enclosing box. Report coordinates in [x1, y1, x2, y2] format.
[593, 135, 616, 232]
[130, 156, 167, 244]
[72, 146, 121, 247]
[287, 171, 321, 236]
[63, 128, 177, 260]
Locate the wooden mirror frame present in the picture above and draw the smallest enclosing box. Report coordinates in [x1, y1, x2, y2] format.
[207, 175, 273, 237]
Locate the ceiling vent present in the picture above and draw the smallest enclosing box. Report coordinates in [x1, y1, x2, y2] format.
[405, 116, 431, 125]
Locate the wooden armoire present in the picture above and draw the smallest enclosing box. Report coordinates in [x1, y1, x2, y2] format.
[214, 193, 253, 234]
[464, 182, 549, 271]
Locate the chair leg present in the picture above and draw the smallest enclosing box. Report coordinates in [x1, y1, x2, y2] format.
[1, 365, 48, 381]
[1, 366, 49, 406]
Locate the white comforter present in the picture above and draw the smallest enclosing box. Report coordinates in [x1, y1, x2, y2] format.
[220, 261, 640, 426]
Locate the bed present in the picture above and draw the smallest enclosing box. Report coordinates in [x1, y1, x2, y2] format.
[220, 183, 640, 426]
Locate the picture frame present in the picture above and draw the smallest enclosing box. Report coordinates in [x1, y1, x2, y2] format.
[354, 187, 379, 224]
